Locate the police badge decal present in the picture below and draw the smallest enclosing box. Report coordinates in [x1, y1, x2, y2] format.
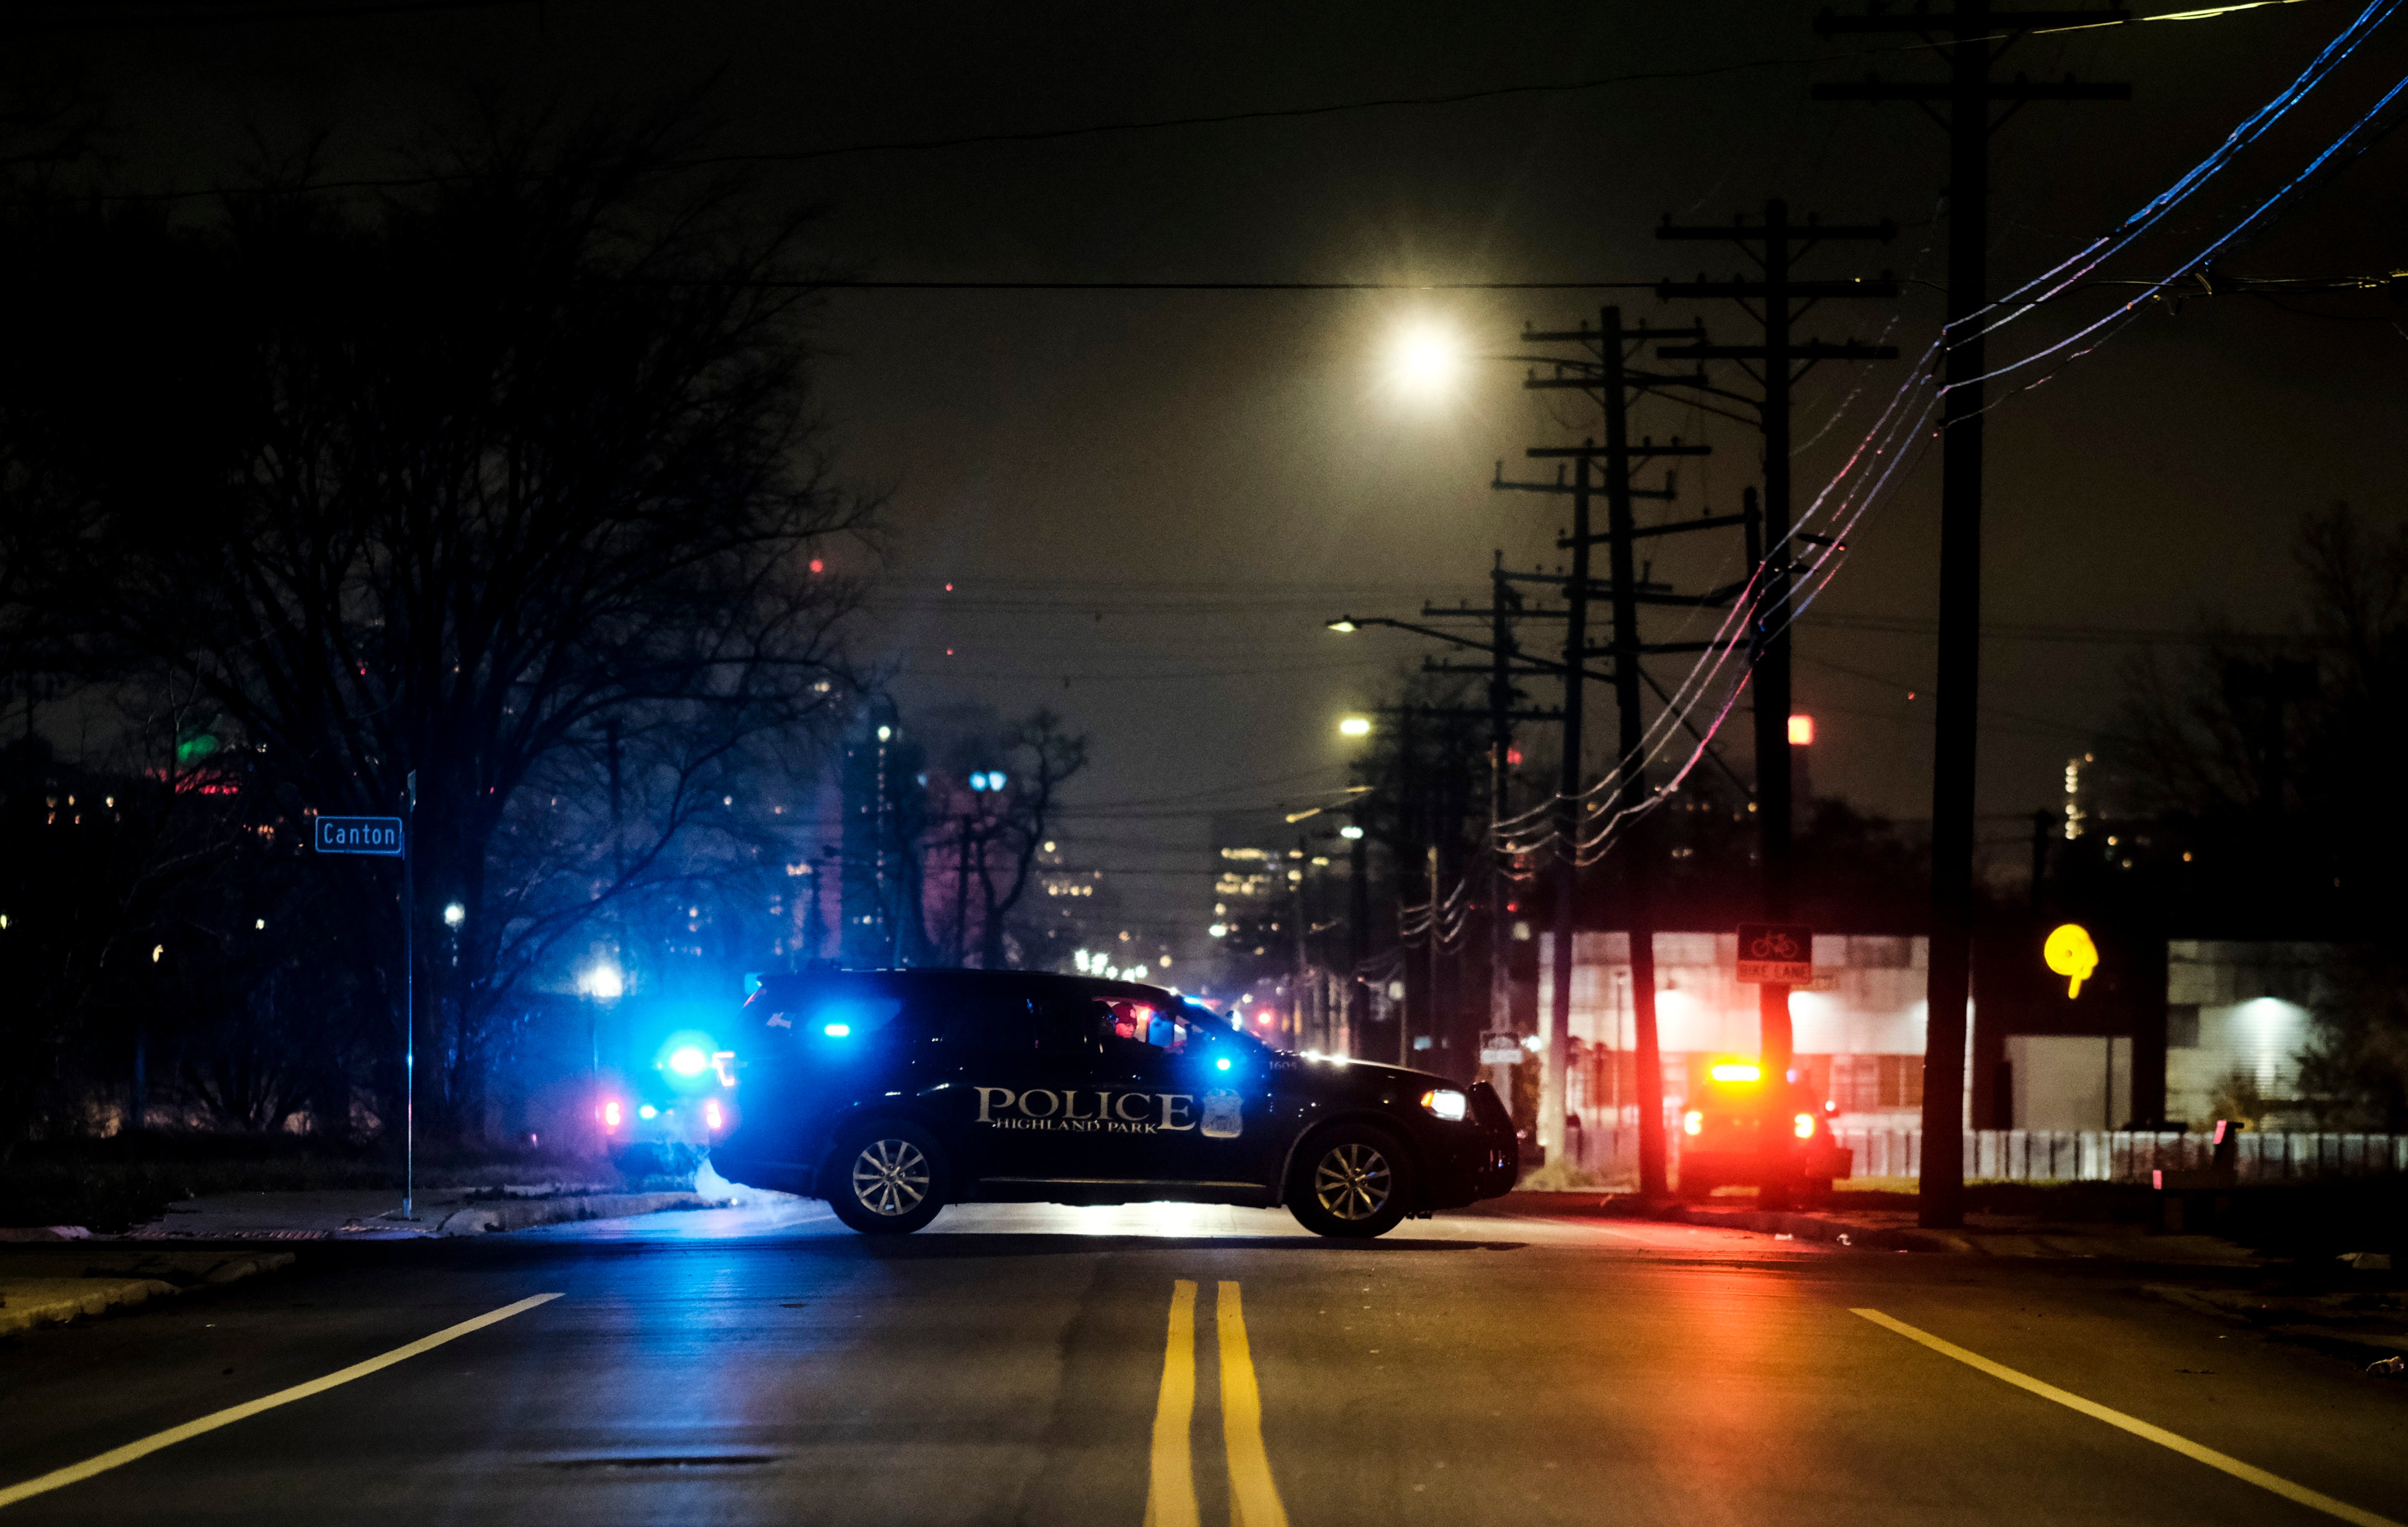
[1200, 1088, 1243, 1139]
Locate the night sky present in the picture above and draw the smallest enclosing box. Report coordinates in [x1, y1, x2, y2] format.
[39, 0, 2408, 950]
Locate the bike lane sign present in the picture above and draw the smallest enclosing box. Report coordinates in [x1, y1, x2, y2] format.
[1736, 922, 1814, 984]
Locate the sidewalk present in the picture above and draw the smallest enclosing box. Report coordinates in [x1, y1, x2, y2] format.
[1496, 1190, 2262, 1263]
[112, 1183, 720, 1241]
[2145, 1282, 2408, 1369]
[1, 1177, 734, 1337]
[0, 1244, 295, 1336]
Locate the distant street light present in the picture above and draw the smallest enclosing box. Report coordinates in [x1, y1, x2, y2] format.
[579, 961, 624, 1000]
[1339, 824, 1364, 841]
[1338, 715, 1372, 737]
[1326, 617, 1358, 633]
[442, 902, 466, 927]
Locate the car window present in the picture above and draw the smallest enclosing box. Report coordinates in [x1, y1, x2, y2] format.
[750, 985, 905, 1038]
[1182, 1008, 1269, 1064]
[917, 989, 1039, 1051]
[1100, 998, 1188, 1054]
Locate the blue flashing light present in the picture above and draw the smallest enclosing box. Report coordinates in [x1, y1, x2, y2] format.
[1215, 1057, 1231, 1072]
[823, 1022, 852, 1038]
[638, 1104, 659, 1120]
[668, 1045, 709, 1076]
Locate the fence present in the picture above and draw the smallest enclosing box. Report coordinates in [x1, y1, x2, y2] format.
[1561, 1123, 2408, 1185]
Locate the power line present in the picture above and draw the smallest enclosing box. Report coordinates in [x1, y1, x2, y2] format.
[71, 2, 2315, 205]
[2, 0, 539, 29]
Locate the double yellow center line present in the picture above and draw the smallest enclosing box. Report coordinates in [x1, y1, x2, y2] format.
[1146, 1280, 1288, 1527]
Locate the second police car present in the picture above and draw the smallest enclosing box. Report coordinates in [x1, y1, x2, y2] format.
[708, 968, 1520, 1237]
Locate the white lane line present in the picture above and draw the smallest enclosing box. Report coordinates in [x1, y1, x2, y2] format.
[1853, 1308, 2404, 1527]
[0, 1292, 563, 1511]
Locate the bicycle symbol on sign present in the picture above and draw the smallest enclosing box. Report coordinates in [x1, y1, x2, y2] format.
[1748, 929, 1802, 961]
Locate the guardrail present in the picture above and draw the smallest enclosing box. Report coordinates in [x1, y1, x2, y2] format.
[1561, 1124, 2408, 1183]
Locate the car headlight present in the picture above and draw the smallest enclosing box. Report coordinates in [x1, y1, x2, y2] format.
[1682, 1109, 1703, 1136]
[1420, 1088, 1468, 1122]
[1793, 1111, 1816, 1140]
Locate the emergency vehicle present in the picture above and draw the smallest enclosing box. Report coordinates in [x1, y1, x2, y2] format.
[1676, 1058, 1853, 1198]
[709, 969, 1520, 1237]
[591, 1012, 741, 1178]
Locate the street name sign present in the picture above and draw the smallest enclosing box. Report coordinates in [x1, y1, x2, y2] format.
[314, 816, 404, 855]
[1478, 1030, 1525, 1065]
[1736, 922, 1813, 984]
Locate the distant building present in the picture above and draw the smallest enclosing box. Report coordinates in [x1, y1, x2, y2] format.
[1542, 928, 2345, 1137]
[1539, 932, 1938, 1134]
[2162, 940, 2330, 1129]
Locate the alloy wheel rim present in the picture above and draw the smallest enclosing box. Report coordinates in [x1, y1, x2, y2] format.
[852, 1138, 930, 1216]
[1314, 1142, 1392, 1221]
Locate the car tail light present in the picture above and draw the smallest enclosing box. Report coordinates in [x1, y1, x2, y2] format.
[1793, 1111, 1816, 1139]
[1682, 1109, 1703, 1136]
[602, 1099, 622, 1129]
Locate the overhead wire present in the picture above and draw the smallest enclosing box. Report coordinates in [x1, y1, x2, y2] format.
[1473, 1, 2406, 864]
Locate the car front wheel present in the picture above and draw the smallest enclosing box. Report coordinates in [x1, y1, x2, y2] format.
[1288, 1126, 1414, 1238]
[827, 1122, 949, 1235]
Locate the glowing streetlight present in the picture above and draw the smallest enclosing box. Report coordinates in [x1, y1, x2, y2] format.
[1340, 824, 1364, 841]
[580, 961, 624, 1000]
[1338, 715, 1372, 738]
[1389, 320, 1460, 399]
[442, 902, 466, 927]
[1326, 617, 1358, 634]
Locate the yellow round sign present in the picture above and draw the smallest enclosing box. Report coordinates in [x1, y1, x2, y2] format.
[2043, 923, 2098, 998]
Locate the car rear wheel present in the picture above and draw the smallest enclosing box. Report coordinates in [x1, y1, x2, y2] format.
[1288, 1125, 1414, 1238]
[827, 1122, 949, 1234]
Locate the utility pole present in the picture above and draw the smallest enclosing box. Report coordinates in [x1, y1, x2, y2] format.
[1814, 2, 2127, 1227]
[2029, 809, 2051, 915]
[1517, 308, 1715, 1194]
[1408, 568, 1563, 1101]
[1421, 828, 1440, 1069]
[1348, 801, 1368, 1057]
[1655, 198, 1899, 1163]
[1554, 453, 1589, 1170]
[1294, 836, 1314, 1053]
[1489, 558, 1521, 1097]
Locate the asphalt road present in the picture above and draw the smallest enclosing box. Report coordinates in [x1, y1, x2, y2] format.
[2, 1199, 2403, 1526]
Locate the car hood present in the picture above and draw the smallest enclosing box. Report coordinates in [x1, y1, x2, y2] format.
[1282, 1055, 1463, 1098]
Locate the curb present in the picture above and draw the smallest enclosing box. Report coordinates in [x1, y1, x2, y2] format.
[1495, 1192, 1965, 1251]
[1673, 1206, 1971, 1253]
[0, 1252, 294, 1336]
[428, 1192, 714, 1236]
[2143, 1283, 2408, 1370]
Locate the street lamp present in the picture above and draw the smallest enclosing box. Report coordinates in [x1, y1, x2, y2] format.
[442, 902, 465, 928]
[1388, 320, 1460, 401]
[1338, 715, 1372, 738]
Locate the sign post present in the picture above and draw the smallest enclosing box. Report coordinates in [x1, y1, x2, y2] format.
[1478, 1030, 1524, 1065]
[314, 793, 413, 1218]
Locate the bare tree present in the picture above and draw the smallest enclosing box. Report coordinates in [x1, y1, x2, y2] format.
[13, 103, 876, 1138]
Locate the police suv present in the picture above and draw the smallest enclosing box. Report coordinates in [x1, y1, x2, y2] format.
[709, 969, 1520, 1237]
